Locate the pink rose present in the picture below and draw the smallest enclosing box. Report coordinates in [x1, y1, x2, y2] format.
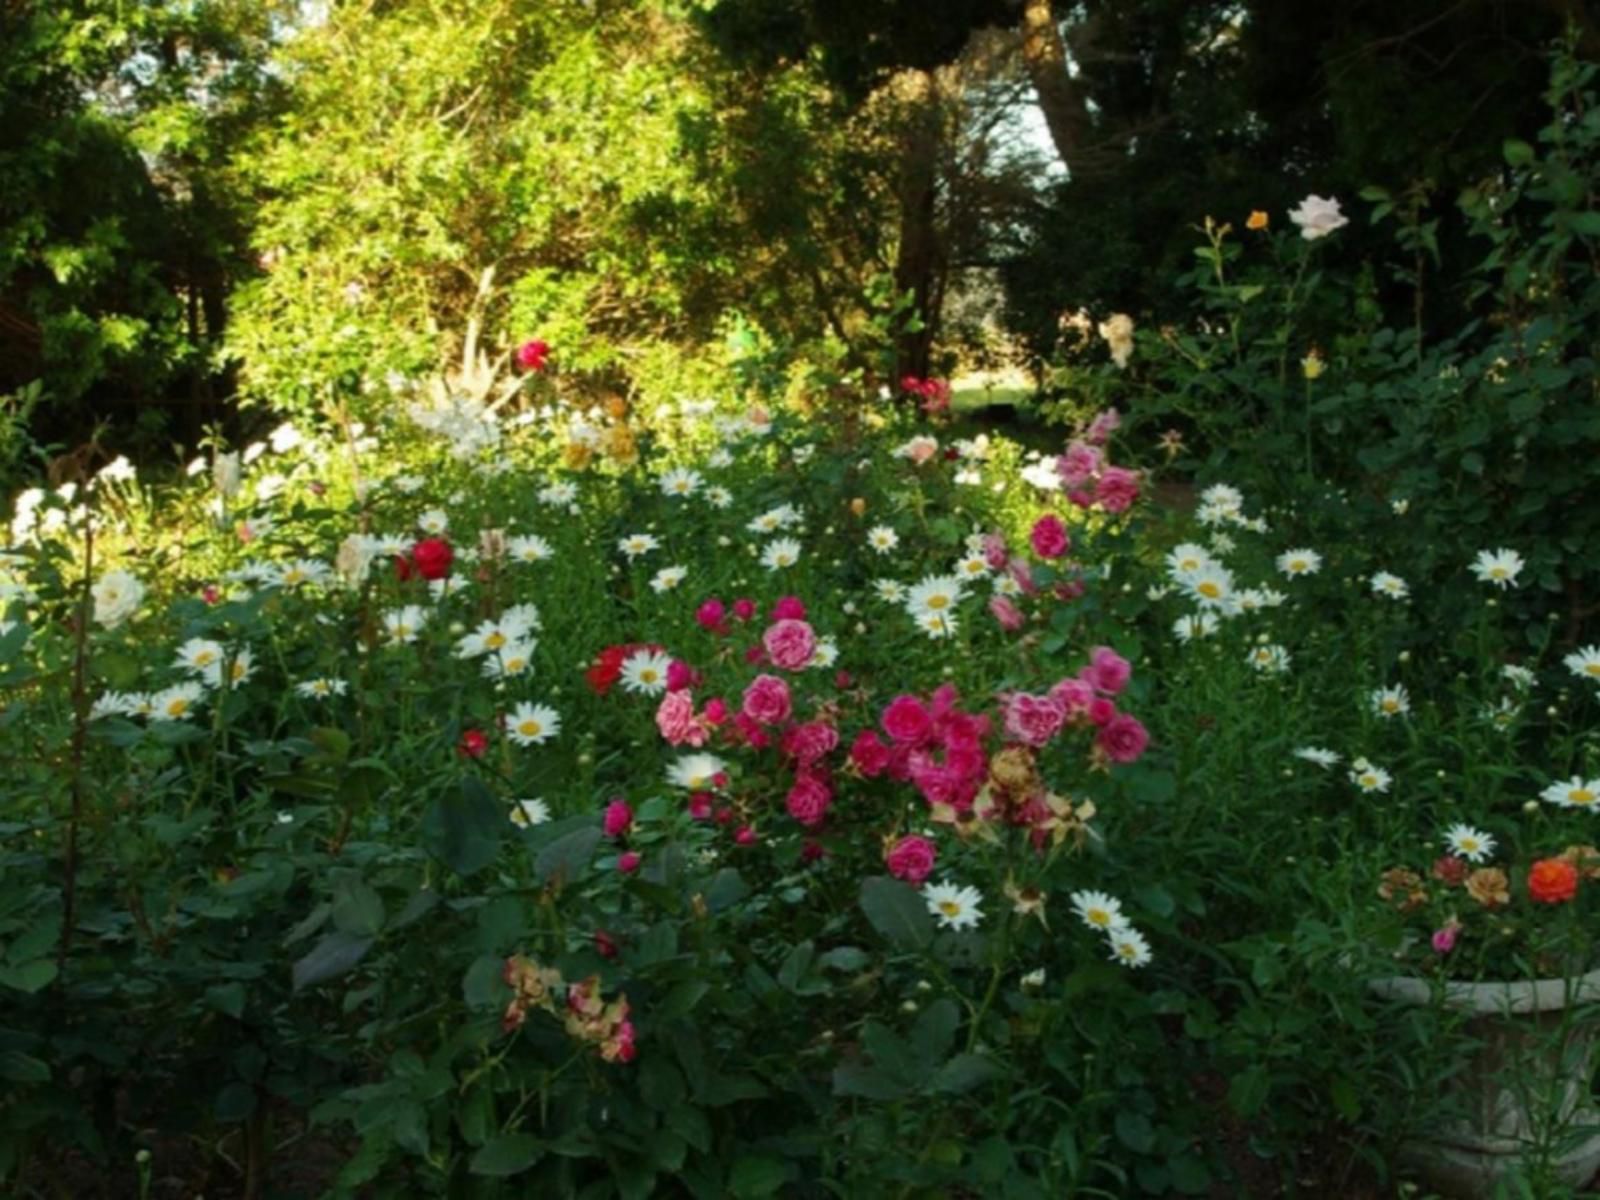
[702, 697, 728, 726]
[885, 835, 936, 885]
[850, 730, 892, 776]
[782, 721, 839, 766]
[1432, 925, 1459, 955]
[734, 825, 758, 846]
[1097, 713, 1149, 763]
[603, 799, 634, 838]
[741, 674, 792, 726]
[1049, 677, 1095, 717]
[666, 659, 696, 693]
[785, 774, 832, 827]
[982, 533, 1009, 570]
[1003, 693, 1067, 748]
[733, 713, 770, 749]
[696, 598, 726, 631]
[687, 792, 713, 820]
[762, 619, 816, 671]
[655, 691, 703, 746]
[1094, 466, 1140, 514]
[1030, 514, 1070, 560]
[516, 339, 551, 371]
[1086, 646, 1131, 695]
[617, 850, 641, 874]
[989, 594, 1025, 631]
[1087, 697, 1115, 726]
[771, 595, 807, 621]
[1007, 558, 1037, 596]
[1057, 441, 1103, 489]
[1084, 407, 1121, 445]
[732, 598, 756, 621]
[882, 695, 932, 745]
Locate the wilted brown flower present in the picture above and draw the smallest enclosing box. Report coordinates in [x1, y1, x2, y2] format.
[1465, 867, 1511, 908]
[1378, 868, 1428, 911]
[1432, 855, 1469, 886]
[1560, 845, 1600, 881]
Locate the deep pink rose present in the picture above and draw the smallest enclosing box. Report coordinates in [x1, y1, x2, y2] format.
[733, 713, 770, 749]
[666, 659, 696, 693]
[516, 339, 551, 371]
[989, 594, 1025, 631]
[882, 695, 932, 744]
[734, 825, 758, 846]
[1086, 646, 1131, 695]
[983, 533, 1010, 570]
[1095, 466, 1141, 514]
[762, 619, 816, 671]
[603, 799, 633, 838]
[1432, 925, 1459, 954]
[732, 598, 756, 621]
[1003, 693, 1067, 747]
[1097, 713, 1149, 763]
[885, 835, 936, 885]
[702, 697, 728, 726]
[782, 721, 838, 766]
[785, 774, 832, 827]
[771, 595, 807, 621]
[741, 674, 792, 726]
[1008, 558, 1037, 595]
[1030, 514, 1070, 559]
[850, 730, 892, 776]
[617, 850, 641, 874]
[696, 598, 726, 631]
[1087, 697, 1116, 726]
[687, 792, 713, 820]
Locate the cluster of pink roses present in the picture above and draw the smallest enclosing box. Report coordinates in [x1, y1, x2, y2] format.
[998, 646, 1148, 764]
[655, 596, 844, 836]
[1057, 409, 1140, 513]
[851, 684, 991, 814]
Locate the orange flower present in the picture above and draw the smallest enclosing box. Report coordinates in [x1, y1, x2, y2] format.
[1246, 210, 1270, 231]
[1464, 867, 1510, 908]
[1529, 858, 1579, 904]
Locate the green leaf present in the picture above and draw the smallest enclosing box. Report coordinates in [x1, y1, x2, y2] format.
[0, 1050, 50, 1083]
[728, 1154, 790, 1198]
[292, 931, 374, 992]
[206, 982, 247, 1020]
[776, 940, 814, 992]
[462, 954, 509, 1010]
[331, 876, 385, 936]
[912, 998, 959, 1060]
[1228, 1063, 1270, 1116]
[859, 877, 933, 951]
[421, 777, 506, 877]
[704, 867, 748, 912]
[214, 1081, 257, 1122]
[1503, 138, 1535, 167]
[931, 1052, 1000, 1094]
[533, 826, 601, 885]
[816, 945, 870, 972]
[470, 1133, 543, 1177]
[832, 1061, 909, 1101]
[1115, 1111, 1154, 1155]
[0, 959, 57, 994]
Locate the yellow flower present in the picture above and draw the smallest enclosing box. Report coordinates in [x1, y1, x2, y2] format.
[1302, 350, 1325, 381]
[1247, 210, 1269, 231]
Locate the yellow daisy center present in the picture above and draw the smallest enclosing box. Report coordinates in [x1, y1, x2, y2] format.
[926, 594, 949, 611]
[486, 631, 506, 649]
[168, 699, 189, 717]
[519, 720, 541, 737]
[639, 669, 659, 685]
[1197, 582, 1221, 599]
[938, 901, 961, 918]
[1573, 789, 1595, 806]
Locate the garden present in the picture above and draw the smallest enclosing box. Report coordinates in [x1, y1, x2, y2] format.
[4, 3, 1600, 1198]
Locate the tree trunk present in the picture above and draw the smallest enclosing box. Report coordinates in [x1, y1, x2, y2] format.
[1019, 0, 1092, 171]
[892, 69, 943, 383]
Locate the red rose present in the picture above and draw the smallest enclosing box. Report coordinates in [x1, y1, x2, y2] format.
[850, 730, 892, 777]
[1529, 858, 1579, 904]
[410, 537, 453, 581]
[458, 729, 488, 759]
[516, 339, 551, 371]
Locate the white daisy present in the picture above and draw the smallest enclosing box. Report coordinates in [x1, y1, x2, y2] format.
[1470, 548, 1524, 590]
[417, 508, 449, 535]
[506, 701, 561, 746]
[1246, 644, 1291, 675]
[1108, 928, 1153, 968]
[174, 638, 226, 679]
[1563, 645, 1600, 684]
[747, 505, 800, 535]
[923, 881, 984, 931]
[1540, 776, 1600, 810]
[507, 534, 553, 564]
[1276, 548, 1322, 578]
[1182, 563, 1237, 613]
[874, 579, 907, 604]
[1370, 571, 1409, 600]
[1172, 612, 1219, 643]
[1070, 891, 1128, 935]
[1349, 758, 1392, 793]
[618, 533, 660, 559]
[905, 574, 966, 620]
[296, 677, 348, 699]
[1370, 685, 1411, 719]
[482, 641, 537, 679]
[1502, 664, 1536, 690]
[1292, 746, 1340, 769]
[382, 605, 429, 644]
[659, 468, 703, 498]
[1165, 543, 1213, 580]
[866, 526, 899, 555]
[651, 566, 688, 593]
[1443, 824, 1496, 863]
[955, 555, 991, 580]
[667, 753, 727, 790]
[538, 481, 578, 508]
[704, 486, 733, 509]
[760, 539, 801, 571]
[275, 559, 332, 589]
[619, 649, 673, 695]
[510, 798, 551, 828]
[149, 682, 205, 722]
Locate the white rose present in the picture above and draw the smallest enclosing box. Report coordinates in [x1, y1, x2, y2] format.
[1288, 194, 1348, 240]
[92, 569, 145, 629]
